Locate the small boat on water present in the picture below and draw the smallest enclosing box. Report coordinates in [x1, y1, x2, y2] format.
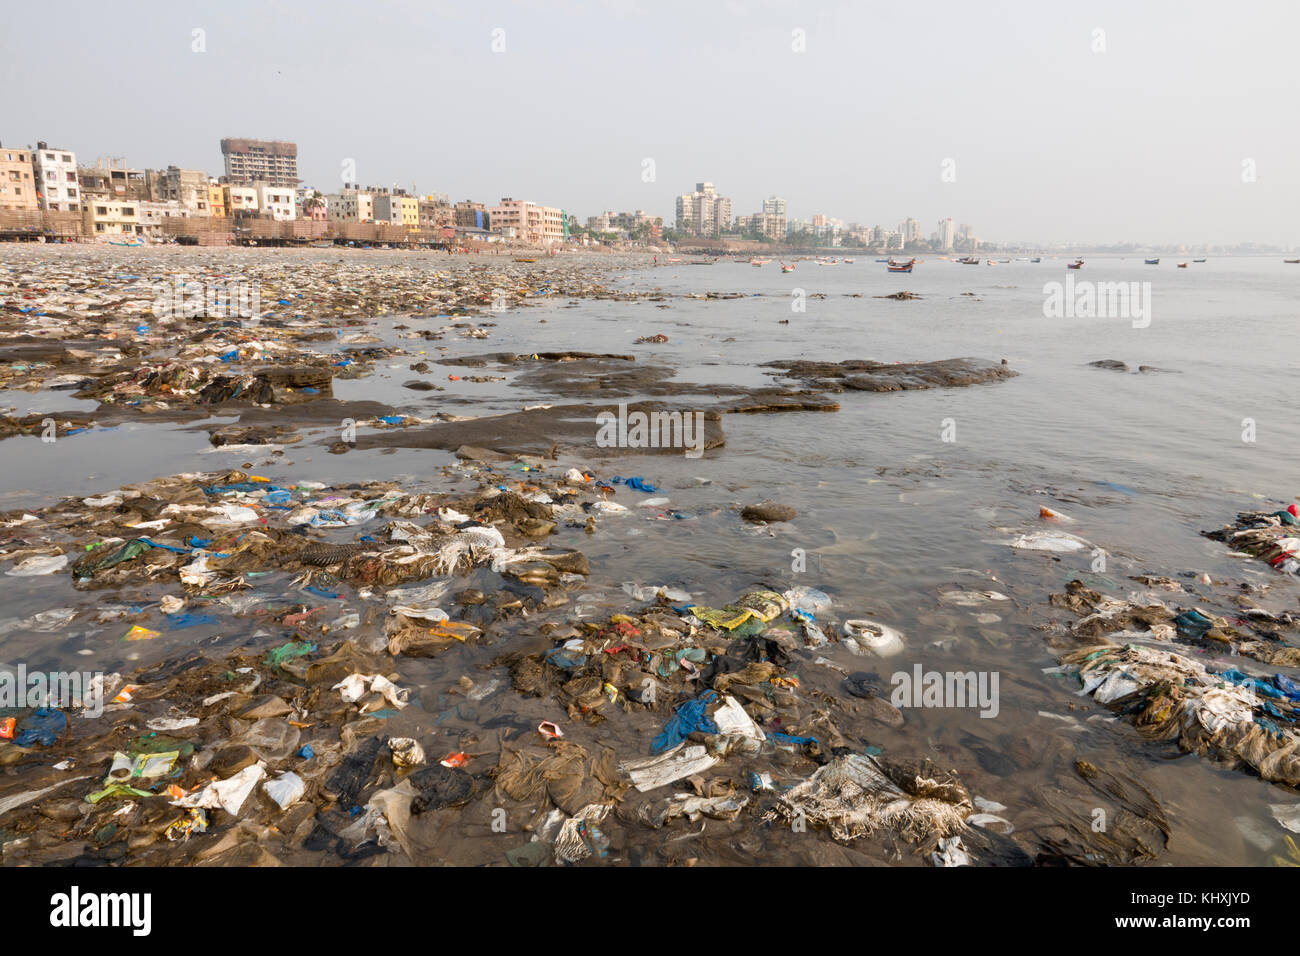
[843, 257, 855, 263]
[1031, 257, 1042, 263]
[666, 257, 682, 263]
[1286, 259, 1300, 264]
[1193, 258, 1206, 263]
[1177, 262, 1188, 268]
[688, 258, 714, 265]
[750, 258, 771, 266]
[986, 259, 996, 266]
[1144, 258, 1160, 265]
[887, 258, 917, 273]
[780, 262, 795, 273]
[957, 256, 980, 265]
[1067, 260, 1084, 269]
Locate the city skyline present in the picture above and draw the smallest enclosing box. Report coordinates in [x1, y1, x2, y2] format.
[2, 0, 1297, 247]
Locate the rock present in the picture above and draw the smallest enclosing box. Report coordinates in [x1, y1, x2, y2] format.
[741, 500, 797, 523]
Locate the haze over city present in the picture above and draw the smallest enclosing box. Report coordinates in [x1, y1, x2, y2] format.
[1, 0, 1297, 245]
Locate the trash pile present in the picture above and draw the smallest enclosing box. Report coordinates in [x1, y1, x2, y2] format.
[1045, 578, 1300, 787]
[1203, 505, 1300, 574]
[0, 458, 1041, 866]
[0, 248, 663, 418]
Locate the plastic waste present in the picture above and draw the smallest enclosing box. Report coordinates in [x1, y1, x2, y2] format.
[171, 762, 267, 816]
[264, 771, 306, 810]
[651, 690, 719, 754]
[841, 619, 905, 657]
[388, 737, 426, 768]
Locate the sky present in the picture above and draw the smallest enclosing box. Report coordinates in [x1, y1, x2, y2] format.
[2, 0, 1296, 246]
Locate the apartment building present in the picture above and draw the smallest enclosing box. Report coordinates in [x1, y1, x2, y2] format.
[372, 192, 419, 228]
[32, 142, 80, 212]
[156, 166, 211, 215]
[220, 138, 299, 187]
[453, 201, 488, 231]
[80, 162, 149, 202]
[326, 187, 374, 222]
[224, 185, 259, 215]
[0, 145, 37, 211]
[674, 182, 731, 238]
[208, 183, 227, 218]
[419, 196, 453, 231]
[259, 184, 295, 221]
[489, 198, 564, 244]
[83, 199, 142, 236]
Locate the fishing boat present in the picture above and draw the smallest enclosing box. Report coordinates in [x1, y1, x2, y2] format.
[750, 258, 771, 266]
[688, 258, 714, 265]
[957, 256, 980, 265]
[986, 259, 996, 266]
[1031, 257, 1042, 263]
[843, 257, 855, 263]
[1067, 260, 1083, 269]
[108, 236, 144, 247]
[514, 257, 538, 263]
[1144, 258, 1160, 265]
[780, 263, 795, 273]
[309, 239, 334, 249]
[1177, 262, 1188, 268]
[1286, 259, 1300, 264]
[666, 257, 682, 263]
[1193, 258, 1206, 263]
[886, 258, 916, 273]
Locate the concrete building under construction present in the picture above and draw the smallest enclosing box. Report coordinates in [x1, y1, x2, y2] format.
[220, 138, 299, 187]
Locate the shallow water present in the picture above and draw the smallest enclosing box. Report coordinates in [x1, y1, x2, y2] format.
[2, 248, 1298, 865]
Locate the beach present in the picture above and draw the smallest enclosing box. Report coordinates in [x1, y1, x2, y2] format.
[2, 245, 1299, 866]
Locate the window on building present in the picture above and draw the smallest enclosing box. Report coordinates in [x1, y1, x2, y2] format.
[97, 206, 108, 215]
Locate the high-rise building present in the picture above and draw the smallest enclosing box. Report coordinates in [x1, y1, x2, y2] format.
[938, 217, 955, 252]
[675, 182, 732, 237]
[760, 196, 787, 239]
[220, 138, 299, 187]
[32, 142, 80, 212]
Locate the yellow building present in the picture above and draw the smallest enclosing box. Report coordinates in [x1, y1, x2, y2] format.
[208, 183, 227, 218]
[0, 147, 38, 211]
[399, 194, 419, 230]
[83, 199, 142, 236]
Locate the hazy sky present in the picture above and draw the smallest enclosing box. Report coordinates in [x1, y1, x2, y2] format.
[2, 0, 1296, 245]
